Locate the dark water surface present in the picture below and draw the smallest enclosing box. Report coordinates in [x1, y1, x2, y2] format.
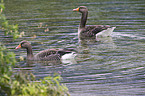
[2, 0, 145, 95]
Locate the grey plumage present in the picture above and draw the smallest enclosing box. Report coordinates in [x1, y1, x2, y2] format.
[73, 6, 115, 39]
[16, 41, 76, 61]
[80, 25, 111, 37]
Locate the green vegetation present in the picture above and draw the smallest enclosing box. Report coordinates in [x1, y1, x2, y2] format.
[11, 73, 69, 96]
[0, 43, 16, 95]
[0, 47, 70, 96]
[0, 0, 70, 96]
[0, 0, 21, 39]
[0, 48, 70, 95]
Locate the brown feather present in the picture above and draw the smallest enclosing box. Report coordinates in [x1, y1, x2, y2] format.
[16, 41, 76, 61]
[73, 6, 115, 39]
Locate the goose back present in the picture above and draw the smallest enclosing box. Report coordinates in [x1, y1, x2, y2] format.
[34, 49, 73, 61]
[79, 25, 111, 38]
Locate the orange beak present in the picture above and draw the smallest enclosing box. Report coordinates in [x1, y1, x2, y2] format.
[73, 7, 79, 12]
[15, 44, 21, 49]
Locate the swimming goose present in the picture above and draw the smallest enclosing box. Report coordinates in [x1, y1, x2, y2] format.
[15, 40, 76, 61]
[73, 6, 116, 39]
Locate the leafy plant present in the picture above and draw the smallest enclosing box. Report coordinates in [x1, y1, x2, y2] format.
[11, 73, 70, 96]
[0, 1, 70, 95]
[0, 43, 70, 96]
[0, 0, 22, 40]
[0, 43, 16, 95]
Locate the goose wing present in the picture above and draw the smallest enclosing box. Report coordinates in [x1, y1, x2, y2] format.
[81, 25, 111, 37]
[35, 49, 60, 60]
[34, 49, 75, 61]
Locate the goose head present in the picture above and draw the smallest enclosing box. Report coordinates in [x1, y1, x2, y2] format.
[16, 40, 31, 49]
[73, 6, 88, 13]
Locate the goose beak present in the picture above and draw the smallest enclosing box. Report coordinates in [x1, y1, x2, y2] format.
[73, 7, 79, 12]
[15, 44, 21, 49]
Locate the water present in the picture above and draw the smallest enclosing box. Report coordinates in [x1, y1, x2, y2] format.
[2, 0, 145, 95]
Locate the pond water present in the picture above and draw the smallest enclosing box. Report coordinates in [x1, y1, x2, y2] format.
[2, 0, 145, 95]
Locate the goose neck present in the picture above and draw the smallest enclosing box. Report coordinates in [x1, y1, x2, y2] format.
[26, 46, 34, 60]
[80, 11, 88, 28]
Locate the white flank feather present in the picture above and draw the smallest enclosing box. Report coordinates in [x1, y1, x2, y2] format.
[96, 27, 116, 37]
[61, 52, 77, 60]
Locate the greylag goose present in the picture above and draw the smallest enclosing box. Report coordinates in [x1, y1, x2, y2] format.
[73, 6, 116, 39]
[15, 40, 76, 61]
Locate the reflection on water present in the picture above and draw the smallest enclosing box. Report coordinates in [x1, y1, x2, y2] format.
[2, 0, 145, 95]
